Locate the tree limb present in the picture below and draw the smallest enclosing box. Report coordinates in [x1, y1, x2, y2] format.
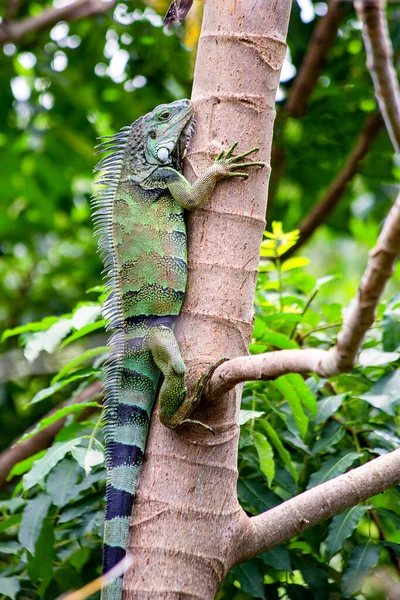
[282, 110, 383, 258]
[0, 0, 114, 45]
[0, 381, 102, 488]
[355, 0, 400, 153]
[269, 0, 345, 205]
[208, 191, 400, 396]
[235, 448, 400, 563]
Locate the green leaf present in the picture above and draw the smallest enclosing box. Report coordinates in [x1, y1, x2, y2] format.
[27, 514, 54, 596]
[285, 584, 314, 599]
[312, 422, 346, 455]
[0, 577, 20, 600]
[293, 555, 330, 600]
[252, 432, 275, 485]
[0, 541, 22, 555]
[257, 420, 298, 483]
[46, 458, 79, 507]
[71, 446, 104, 475]
[326, 505, 369, 559]
[7, 451, 46, 479]
[237, 479, 281, 514]
[0, 498, 26, 513]
[29, 372, 95, 405]
[314, 393, 347, 425]
[23, 439, 83, 490]
[261, 331, 300, 349]
[0, 514, 22, 533]
[359, 370, 400, 416]
[284, 373, 317, 418]
[18, 494, 52, 554]
[24, 318, 73, 362]
[341, 542, 380, 596]
[307, 452, 359, 490]
[382, 307, 400, 351]
[51, 346, 108, 384]
[231, 559, 266, 599]
[61, 320, 105, 347]
[260, 546, 291, 571]
[358, 348, 400, 367]
[272, 376, 309, 439]
[1, 316, 59, 342]
[239, 410, 264, 425]
[281, 257, 310, 271]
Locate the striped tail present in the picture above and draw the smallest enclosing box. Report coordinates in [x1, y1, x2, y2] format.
[101, 346, 160, 600]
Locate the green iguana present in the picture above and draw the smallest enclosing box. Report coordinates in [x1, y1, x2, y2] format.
[92, 99, 263, 600]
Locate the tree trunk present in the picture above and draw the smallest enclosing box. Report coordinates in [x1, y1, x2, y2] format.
[124, 1, 292, 598]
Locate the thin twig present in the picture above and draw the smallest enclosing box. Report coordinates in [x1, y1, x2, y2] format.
[0, 0, 114, 44]
[355, 0, 400, 152]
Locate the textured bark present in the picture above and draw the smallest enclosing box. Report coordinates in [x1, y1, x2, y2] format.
[355, 0, 400, 152]
[123, 1, 292, 598]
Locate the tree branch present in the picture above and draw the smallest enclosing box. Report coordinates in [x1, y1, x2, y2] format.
[235, 448, 400, 563]
[269, 0, 345, 205]
[208, 191, 400, 396]
[0, 381, 102, 488]
[0, 0, 114, 45]
[355, 0, 400, 153]
[283, 110, 383, 258]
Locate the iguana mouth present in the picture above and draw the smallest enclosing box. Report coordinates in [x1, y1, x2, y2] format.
[179, 114, 197, 159]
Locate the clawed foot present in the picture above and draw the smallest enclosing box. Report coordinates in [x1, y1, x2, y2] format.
[178, 358, 229, 434]
[214, 142, 265, 180]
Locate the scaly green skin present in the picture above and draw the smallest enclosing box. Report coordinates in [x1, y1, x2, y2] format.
[92, 99, 263, 600]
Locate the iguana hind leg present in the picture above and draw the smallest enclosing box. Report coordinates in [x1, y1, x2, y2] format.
[147, 326, 223, 431]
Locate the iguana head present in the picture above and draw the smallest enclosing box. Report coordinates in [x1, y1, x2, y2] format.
[143, 99, 195, 166]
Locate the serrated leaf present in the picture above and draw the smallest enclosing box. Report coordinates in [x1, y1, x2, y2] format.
[239, 410, 264, 425]
[252, 432, 275, 485]
[358, 348, 400, 367]
[1, 316, 59, 342]
[359, 370, 400, 415]
[7, 451, 46, 479]
[52, 346, 108, 384]
[312, 422, 346, 455]
[315, 393, 347, 425]
[258, 420, 298, 482]
[27, 515, 54, 596]
[261, 331, 300, 349]
[46, 459, 79, 507]
[29, 372, 95, 405]
[307, 452, 359, 490]
[326, 505, 369, 559]
[293, 555, 330, 599]
[18, 494, 52, 554]
[0, 577, 20, 600]
[23, 439, 83, 490]
[272, 376, 309, 439]
[260, 546, 291, 571]
[341, 542, 380, 596]
[231, 559, 266, 599]
[382, 308, 400, 351]
[237, 479, 281, 514]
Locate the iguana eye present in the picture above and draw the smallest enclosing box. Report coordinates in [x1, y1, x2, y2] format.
[149, 131, 157, 139]
[160, 111, 170, 120]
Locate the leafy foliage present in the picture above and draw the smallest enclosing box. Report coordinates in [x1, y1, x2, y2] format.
[1, 1, 400, 599]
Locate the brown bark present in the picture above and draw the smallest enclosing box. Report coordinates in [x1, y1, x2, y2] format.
[123, 1, 292, 598]
[0, 0, 114, 44]
[355, 0, 400, 153]
[0, 381, 101, 488]
[269, 0, 345, 205]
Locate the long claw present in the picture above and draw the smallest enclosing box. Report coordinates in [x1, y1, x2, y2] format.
[230, 161, 265, 169]
[225, 141, 239, 158]
[179, 419, 215, 435]
[228, 172, 249, 179]
[227, 146, 260, 162]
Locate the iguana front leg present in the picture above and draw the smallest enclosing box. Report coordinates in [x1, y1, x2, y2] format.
[155, 143, 264, 210]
